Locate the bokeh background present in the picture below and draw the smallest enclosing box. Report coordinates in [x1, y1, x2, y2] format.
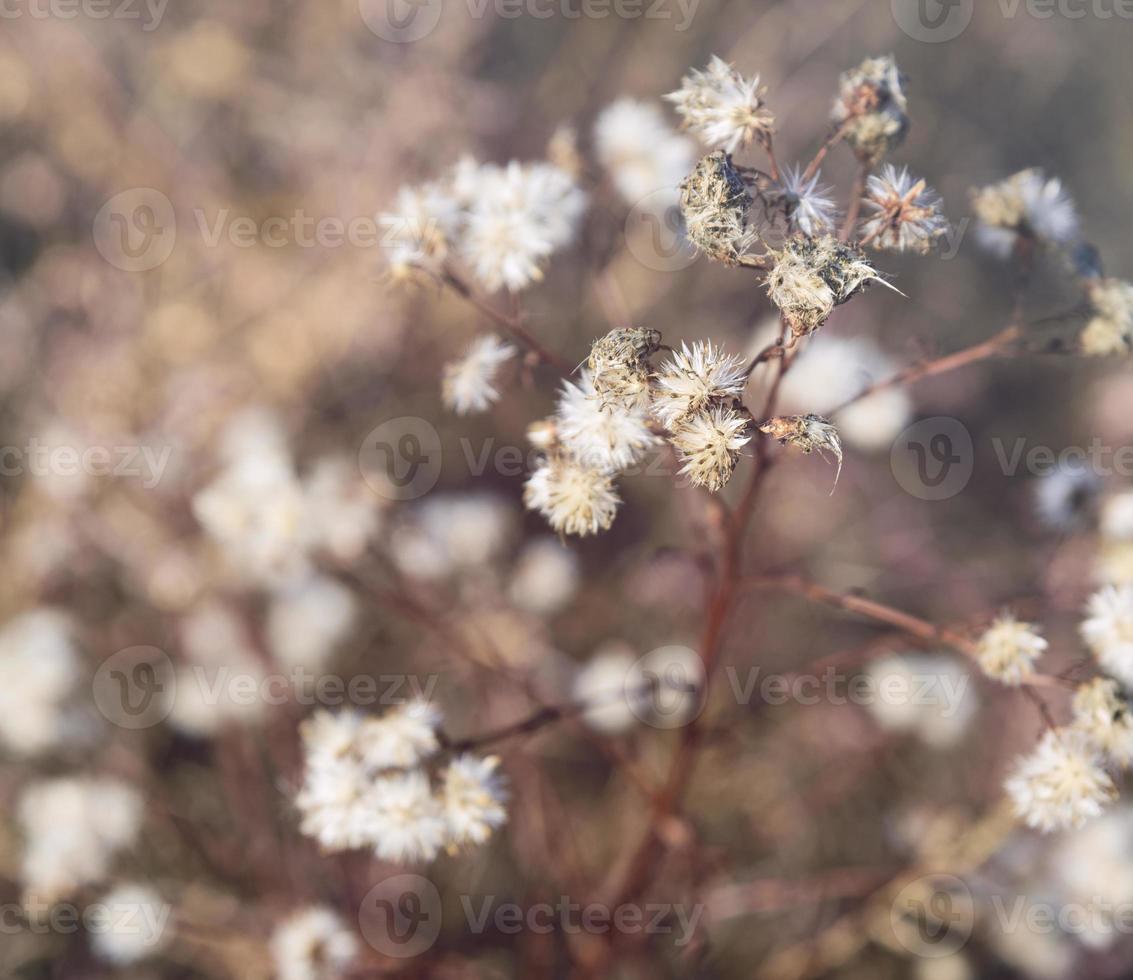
[2, 0, 1133, 977]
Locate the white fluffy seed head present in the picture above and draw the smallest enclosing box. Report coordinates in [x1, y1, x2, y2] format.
[831, 55, 909, 163]
[652, 340, 747, 430]
[861, 164, 949, 254]
[669, 404, 751, 492]
[594, 99, 696, 207]
[1006, 728, 1116, 833]
[442, 334, 517, 415]
[441, 754, 509, 850]
[1072, 678, 1133, 768]
[1081, 279, 1133, 356]
[555, 369, 659, 474]
[1082, 585, 1133, 688]
[523, 455, 621, 536]
[665, 55, 774, 154]
[777, 165, 838, 238]
[975, 613, 1047, 686]
[971, 168, 1079, 259]
[270, 906, 359, 980]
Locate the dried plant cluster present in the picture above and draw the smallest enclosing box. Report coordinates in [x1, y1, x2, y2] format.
[5, 20, 1133, 980]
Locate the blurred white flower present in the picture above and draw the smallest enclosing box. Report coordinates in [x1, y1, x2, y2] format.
[972, 168, 1079, 259]
[267, 574, 356, 671]
[378, 180, 461, 280]
[391, 493, 517, 580]
[270, 906, 359, 980]
[91, 883, 170, 964]
[441, 754, 509, 849]
[864, 654, 976, 749]
[368, 769, 449, 864]
[778, 166, 837, 238]
[1081, 584, 1133, 688]
[1006, 728, 1115, 832]
[0, 608, 77, 756]
[1033, 461, 1100, 530]
[593, 99, 695, 206]
[975, 613, 1046, 686]
[19, 777, 144, 902]
[1072, 678, 1133, 768]
[1101, 491, 1133, 540]
[301, 455, 382, 564]
[507, 537, 580, 616]
[573, 645, 639, 734]
[442, 334, 516, 415]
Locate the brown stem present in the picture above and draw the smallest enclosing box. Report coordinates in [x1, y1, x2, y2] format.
[839, 163, 870, 242]
[441, 266, 573, 372]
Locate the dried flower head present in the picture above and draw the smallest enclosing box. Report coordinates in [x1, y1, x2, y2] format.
[1081, 585, 1133, 689]
[776, 165, 838, 238]
[555, 370, 659, 474]
[526, 418, 558, 451]
[524, 455, 621, 536]
[586, 327, 661, 408]
[974, 612, 1047, 686]
[665, 55, 774, 154]
[831, 55, 909, 163]
[441, 754, 509, 850]
[971, 168, 1079, 259]
[670, 404, 751, 492]
[758, 414, 843, 488]
[442, 334, 516, 415]
[1072, 678, 1133, 768]
[271, 907, 359, 980]
[652, 340, 747, 429]
[679, 151, 756, 266]
[765, 235, 886, 338]
[379, 181, 461, 282]
[1081, 278, 1133, 356]
[462, 160, 587, 292]
[1006, 728, 1116, 832]
[861, 164, 949, 254]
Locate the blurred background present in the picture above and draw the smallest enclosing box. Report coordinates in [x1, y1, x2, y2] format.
[2, 0, 1133, 977]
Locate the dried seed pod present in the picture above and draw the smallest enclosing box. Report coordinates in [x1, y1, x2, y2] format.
[586, 327, 662, 408]
[759, 414, 843, 489]
[679, 151, 756, 266]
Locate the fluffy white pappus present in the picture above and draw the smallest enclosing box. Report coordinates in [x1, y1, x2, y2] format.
[1033, 462, 1100, 531]
[91, 883, 171, 965]
[168, 601, 268, 737]
[651, 340, 747, 430]
[863, 654, 977, 749]
[524, 456, 621, 536]
[861, 164, 949, 254]
[301, 455, 383, 564]
[390, 492, 517, 581]
[0, 608, 78, 756]
[975, 613, 1047, 686]
[1006, 728, 1115, 833]
[192, 419, 310, 587]
[1049, 807, 1133, 950]
[267, 574, 357, 671]
[270, 906, 359, 980]
[19, 777, 144, 902]
[665, 55, 774, 154]
[507, 537, 580, 616]
[1081, 584, 1133, 688]
[1082, 278, 1133, 357]
[669, 403, 751, 492]
[378, 180, 462, 279]
[441, 754, 509, 849]
[461, 160, 586, 293]
[778, 166, 838, 238]
[555, 369, 659, 474]
[972, 168, 1079, 259]
[572, 646, 640, 735]
[1072, 678, 1133, 769]
[365, 769, 449, 864]
[442, 334, 516, 415]
[751, 323, 912, 453]
[593, 99, 696, 207]
[356, 700, 442, 770]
